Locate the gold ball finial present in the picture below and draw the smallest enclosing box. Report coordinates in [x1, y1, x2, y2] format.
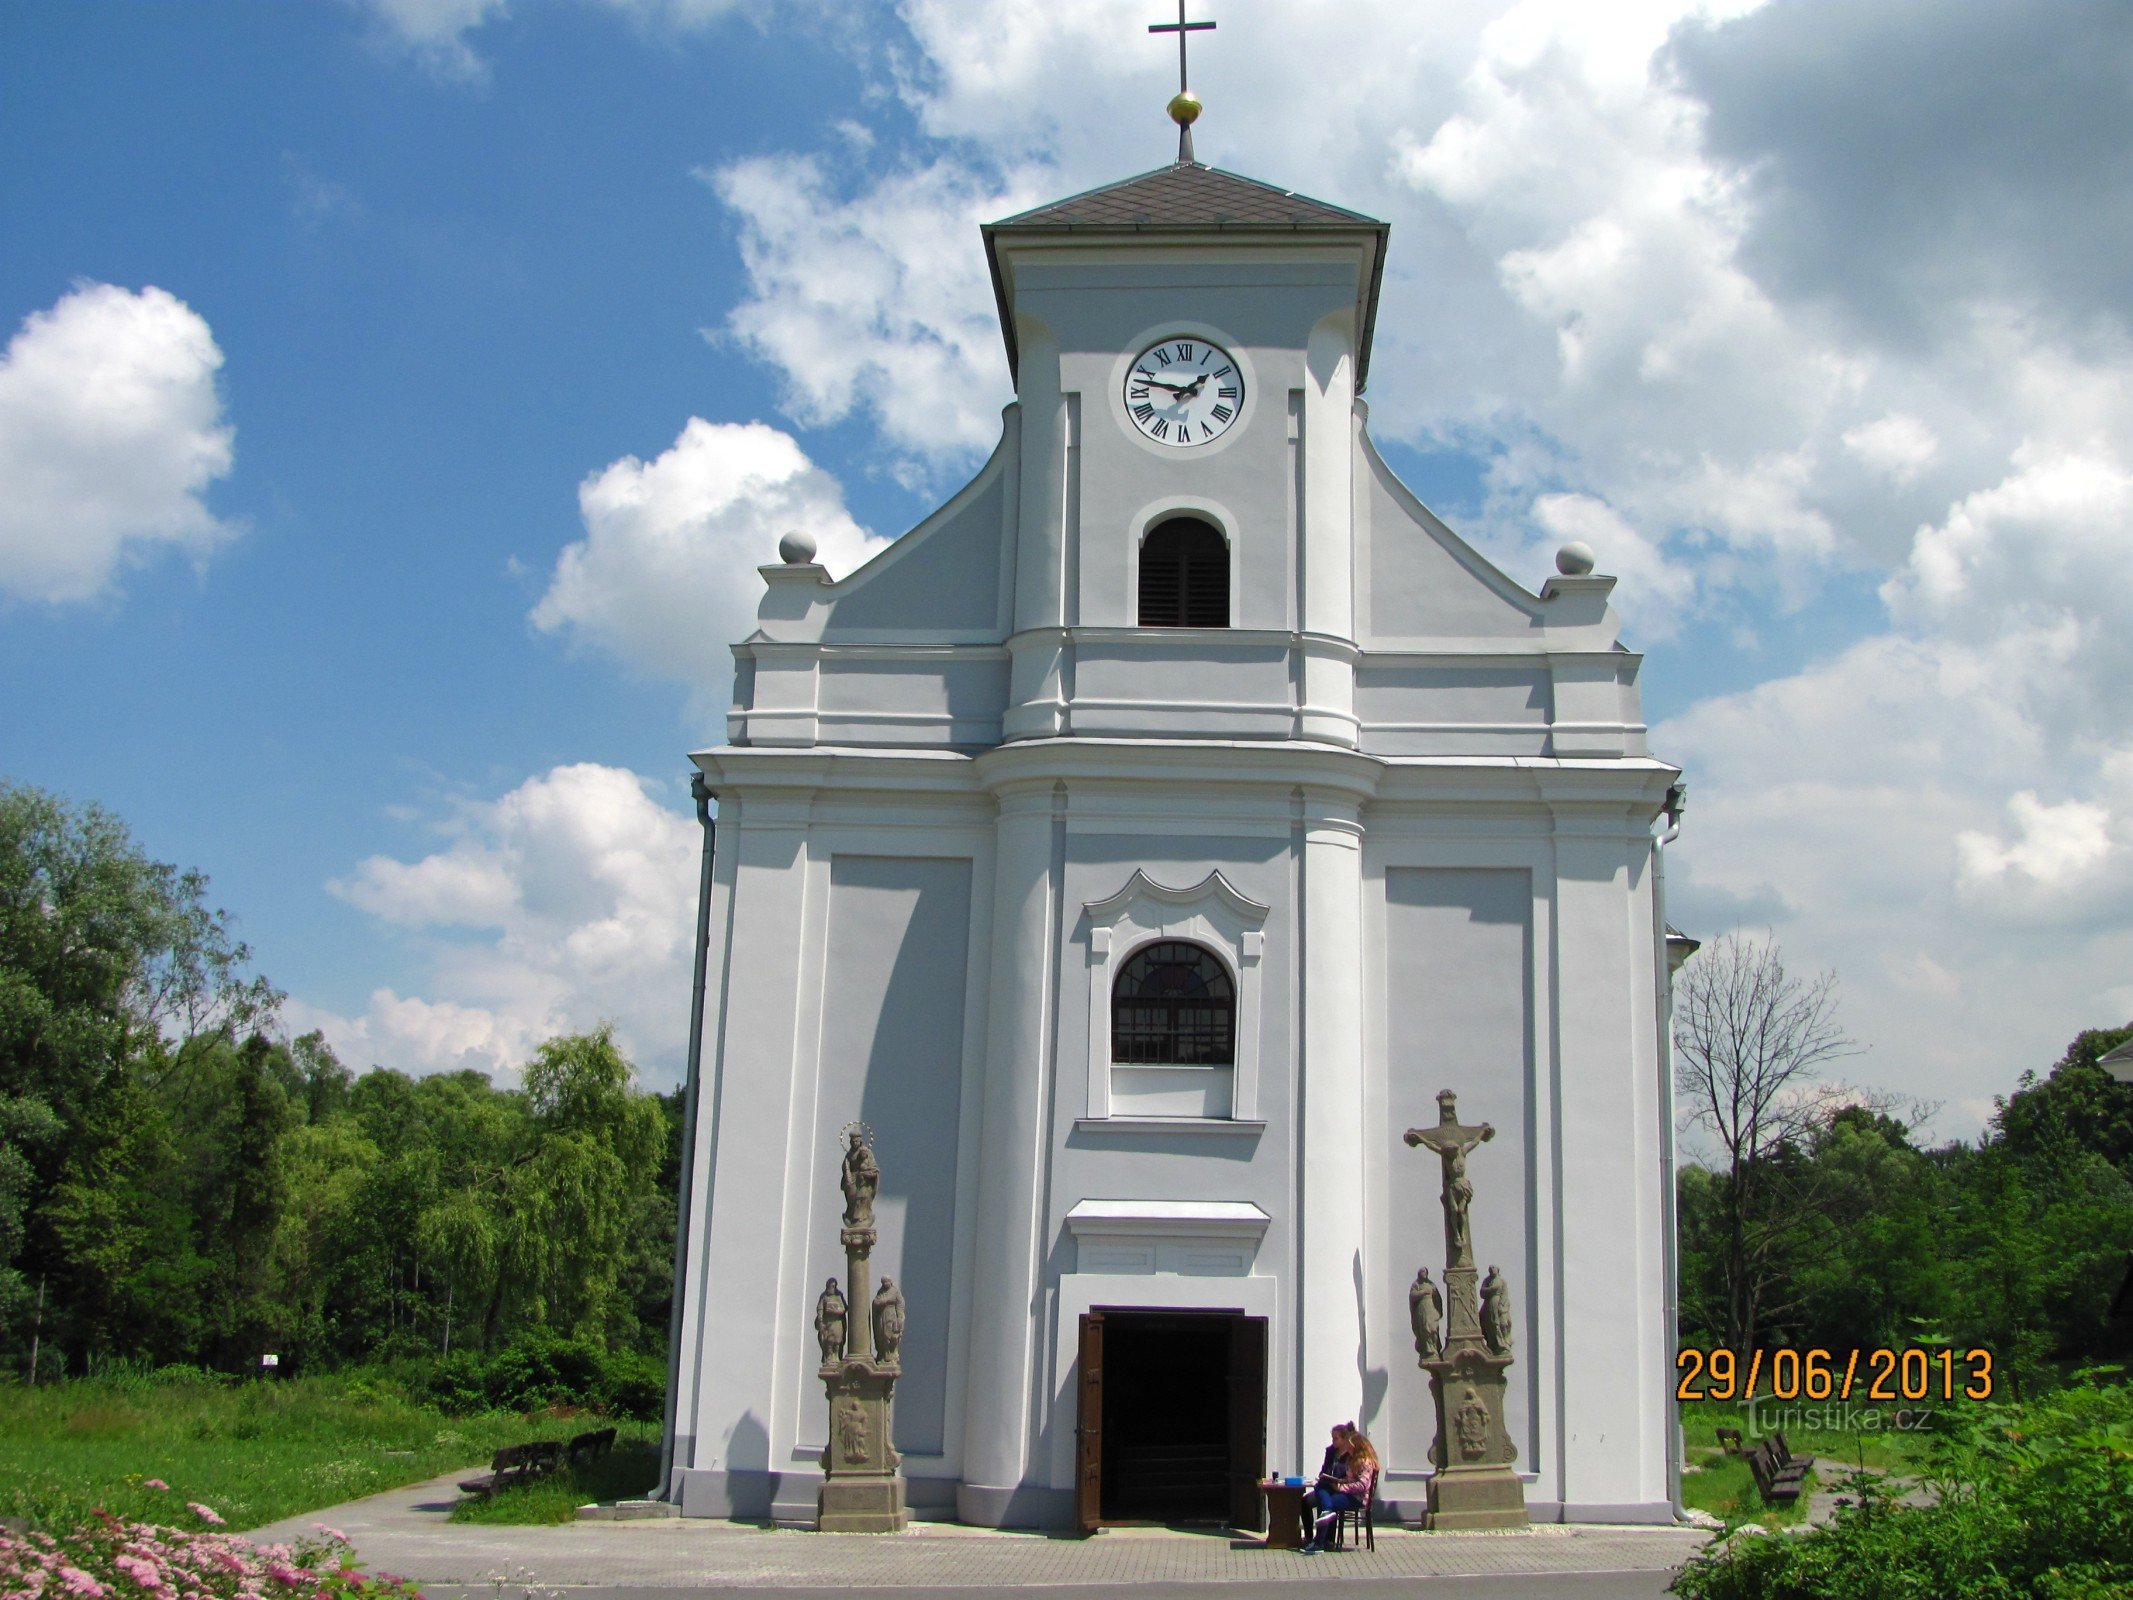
[1167, 89, 1202, 127]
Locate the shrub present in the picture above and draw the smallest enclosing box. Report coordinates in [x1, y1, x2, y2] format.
[0, 1508, 420, 1599]
[600, 1349, 667, 1422]
[1671, 1378, 2133, 1600]
[414, 1333, 665, 1419]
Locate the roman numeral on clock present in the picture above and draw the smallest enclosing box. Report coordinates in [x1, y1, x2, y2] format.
[1132, 402, 1155, 422]
[1176, 342, 1195, 363]
[1217, 385, 1238, 398]
[1211, 404, 1233, 423]
[1151, 418, 1169, 439]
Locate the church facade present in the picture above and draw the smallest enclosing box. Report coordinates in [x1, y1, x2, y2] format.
[663, 157, 1687, 1530]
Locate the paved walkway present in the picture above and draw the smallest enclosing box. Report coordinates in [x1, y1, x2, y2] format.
[251, 1470, 1711, 1594]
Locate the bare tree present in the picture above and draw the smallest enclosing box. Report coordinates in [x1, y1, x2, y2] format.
[1673, 930, 1860, 1354]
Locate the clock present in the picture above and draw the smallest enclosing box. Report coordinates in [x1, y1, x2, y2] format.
[1122, 336, 1244, 447]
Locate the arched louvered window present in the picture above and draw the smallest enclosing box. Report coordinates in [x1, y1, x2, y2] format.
[1111, 941, 1235, 1065]
[1138, 518, 1229, 628]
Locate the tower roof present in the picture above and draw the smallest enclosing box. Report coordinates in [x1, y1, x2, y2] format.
[991, 161, 1383, 231]
[982, 162, 1390, 389]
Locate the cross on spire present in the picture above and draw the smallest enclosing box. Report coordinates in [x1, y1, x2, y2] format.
[1149, 0, 1214, 164]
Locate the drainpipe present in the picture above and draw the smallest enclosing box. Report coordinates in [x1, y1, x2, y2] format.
[1652, 780, 1689, 1521]
[657, 770, 716, 1503]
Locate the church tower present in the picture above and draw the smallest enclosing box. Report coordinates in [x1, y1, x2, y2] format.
[665, 68, 1685, 1533]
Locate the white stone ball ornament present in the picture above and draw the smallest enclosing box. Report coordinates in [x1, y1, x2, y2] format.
[1554, 540, 1596, 576]
[778, 529, 819, 565]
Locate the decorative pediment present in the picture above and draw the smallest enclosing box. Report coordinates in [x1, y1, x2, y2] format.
[1081, 868, 1269, 932]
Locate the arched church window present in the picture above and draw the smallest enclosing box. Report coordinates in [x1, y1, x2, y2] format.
[1138, 518, 1229, 628]
[1111, 940, 1235, 1065]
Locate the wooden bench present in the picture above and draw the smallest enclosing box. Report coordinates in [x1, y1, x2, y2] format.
[1713, 1426, 1744, 1455]
[1771, 1431, 1815, 1480]
[458, 1439, 564, 1496]
[1745, 1433, 1813, 1505]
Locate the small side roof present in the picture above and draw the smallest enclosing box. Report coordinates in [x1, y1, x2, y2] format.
[983, 161, 1390, 387]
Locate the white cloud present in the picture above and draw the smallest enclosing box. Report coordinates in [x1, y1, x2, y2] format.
[363, 0, 508, 82]
[309, 763, 699, 1081]
[0, 283, 237, 604]
[362, 0, 748, 83]
[1957, 792, 2114, 897]
[1842, 413, 1938, 483]
[709, 155, 1035, 475]
[531, 418, 888, 694]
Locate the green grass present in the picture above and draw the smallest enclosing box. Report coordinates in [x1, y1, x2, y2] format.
[1677, 1395, 1975, 1531]
[0, 1370, 566, 1534]
[446, 1433, 662, 1525]
[1680, 1395, 1947, 1474]
[1679, 1445, 1815, 1530]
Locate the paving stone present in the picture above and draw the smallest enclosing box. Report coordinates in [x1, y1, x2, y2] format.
[249, 1469, 1712, 1591]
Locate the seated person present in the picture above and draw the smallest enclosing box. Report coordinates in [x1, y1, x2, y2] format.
[1300, 1423, 1376, 1551]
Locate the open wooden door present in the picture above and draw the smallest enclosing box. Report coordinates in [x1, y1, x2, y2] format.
[1075, 1311, 1104, 1532]
[1226, 1314, 1267, 1531]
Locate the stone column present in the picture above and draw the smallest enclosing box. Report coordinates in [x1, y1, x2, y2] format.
[682, 792, 813, 1510]
[1545, 784, 1669, 1520]
[1406, 1091, 1527, 1530]
[1004, 323, 1070, 742]
[1295, 313, 1358, 747]
[1299, 789, 1366, 1439]
[815, 1127, 908, 1533]
[956, 780, 1060, 1524]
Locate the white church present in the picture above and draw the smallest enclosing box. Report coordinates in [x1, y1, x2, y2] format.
[661, 130, 1689, 1531]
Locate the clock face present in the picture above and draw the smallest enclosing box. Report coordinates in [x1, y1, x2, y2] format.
[1123, 337, 1244, 447]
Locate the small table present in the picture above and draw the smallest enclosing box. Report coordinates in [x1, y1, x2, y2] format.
[1262, 1482, 1305, 1550]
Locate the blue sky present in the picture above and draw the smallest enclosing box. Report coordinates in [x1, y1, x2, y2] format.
[5, 1, 2130, 1134]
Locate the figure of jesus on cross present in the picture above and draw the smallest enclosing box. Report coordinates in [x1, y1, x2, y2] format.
[1404, 1089, 1493, 1274]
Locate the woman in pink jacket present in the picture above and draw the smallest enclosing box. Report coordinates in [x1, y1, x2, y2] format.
[1301, 1424, 1377, 1552]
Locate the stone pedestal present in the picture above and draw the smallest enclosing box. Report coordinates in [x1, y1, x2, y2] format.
[816, 1359, 907, 1532]
[1422, 1343, 1527, 1530]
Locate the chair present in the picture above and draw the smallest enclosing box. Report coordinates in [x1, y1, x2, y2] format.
[1330, 1495, 1375, 1551]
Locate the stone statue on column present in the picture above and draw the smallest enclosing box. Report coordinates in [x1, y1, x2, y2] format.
[1409, 1267, 1443, 1360]
[814, 1124, 908, 1531]
[1403, 1089, 1528, 1530]
[1480, 1266, 1513, 1358]
[872, 1278, 905, 1365]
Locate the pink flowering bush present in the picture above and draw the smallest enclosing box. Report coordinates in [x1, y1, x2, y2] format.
[0, 1508, 422, 1600]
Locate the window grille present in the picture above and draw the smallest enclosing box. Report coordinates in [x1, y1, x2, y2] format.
[1138, 519, 1229, 627]
[1111, 940, 1236, 1065]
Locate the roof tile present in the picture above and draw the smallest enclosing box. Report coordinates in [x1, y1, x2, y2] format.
[991, 162, 1380, 231]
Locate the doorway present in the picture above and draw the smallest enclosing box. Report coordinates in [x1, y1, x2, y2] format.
[1075, 1309, 1266, 1531]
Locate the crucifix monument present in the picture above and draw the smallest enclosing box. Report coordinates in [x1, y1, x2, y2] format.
[811, 1125, 909, 1532]
[1404, 1091, 1528, 1530]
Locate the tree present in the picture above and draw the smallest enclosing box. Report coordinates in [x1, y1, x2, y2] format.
[1673, 930, 1860, 1353]
[0, 781, 279, 1363]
